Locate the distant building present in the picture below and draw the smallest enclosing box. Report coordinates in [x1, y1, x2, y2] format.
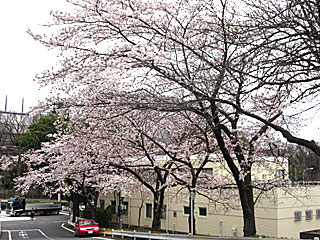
[97, 156, 320, 238]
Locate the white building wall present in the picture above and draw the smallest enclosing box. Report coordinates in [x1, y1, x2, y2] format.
[276, 186, 320, 238]
[99, 185, 320, 238]
[98, 155, 320, 238]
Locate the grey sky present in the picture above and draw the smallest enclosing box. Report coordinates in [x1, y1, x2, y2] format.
[0, 0, 318, 140]
[0, 0, 68, 113]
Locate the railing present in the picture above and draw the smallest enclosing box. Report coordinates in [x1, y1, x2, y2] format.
[292, 181, 320, 186]
[102, 230, 298, 240]
[104, 230, 211, 240]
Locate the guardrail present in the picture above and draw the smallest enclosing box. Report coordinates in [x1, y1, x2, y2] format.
[102, 230, 288, 240]
[104, 230, 212, 240]
[108, 230, 191, 240]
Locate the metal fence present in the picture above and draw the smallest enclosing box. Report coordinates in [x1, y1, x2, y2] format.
[102, 230, 300, 240]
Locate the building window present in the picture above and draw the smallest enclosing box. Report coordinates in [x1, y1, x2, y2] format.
[123, 201, 128, 216]
[183, 206, 191, 215]
[161, 205, 167, 220]
[99, 199, 105, 209]
[199, 207, 207, 217]
[203, 168, 213, 176]
[316, 209, 320, 219]
[294, 211, 302, 221]
[111, 200, 116, 214]
[173, 211, 177, 218]
[306, 210, 313, 220]
[145, 203, 152, 219]
[262, 174, 267, 181]
[276, 169, 285, 179]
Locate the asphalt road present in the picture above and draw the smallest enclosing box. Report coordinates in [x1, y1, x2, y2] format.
[0, 213, 110, 240]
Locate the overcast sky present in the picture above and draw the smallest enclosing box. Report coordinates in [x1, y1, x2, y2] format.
[0, 0, 319, 140]
[0, 0, 70, 113]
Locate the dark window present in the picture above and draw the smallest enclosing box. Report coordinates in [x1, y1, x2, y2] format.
[199, 207, 207, 217]
[146, 203, 152, 219]
[99, 200, 105, 209]
[294, 211, 302, 221]
[203, 168, 213, 176]
[316, 209, 320, 219]
[111, 200, 116, 214]
[123, 201, 128, 216]
[184, 206, 190, 215]
[306, 210, 313, 220]
[173, 211, 177, 218]
[276, 169, 285, 179]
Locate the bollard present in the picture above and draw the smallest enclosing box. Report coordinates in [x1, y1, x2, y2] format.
[134, 230, 136, 240]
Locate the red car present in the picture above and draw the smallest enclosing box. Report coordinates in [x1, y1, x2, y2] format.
[74, 219, 100, 237]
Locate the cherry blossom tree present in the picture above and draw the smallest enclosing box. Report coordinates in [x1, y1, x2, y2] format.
[103, 110, 177, 231]
[25, 0, 320, 236]
[237, 0, 320, 155]
[16, 129, 135, 221]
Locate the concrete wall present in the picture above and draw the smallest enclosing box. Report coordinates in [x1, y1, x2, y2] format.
[99, 184, 320, 239]
[276, 186, 320, 238]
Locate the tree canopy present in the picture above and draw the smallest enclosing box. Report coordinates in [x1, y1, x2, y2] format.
[19, 0, 320, 236]
[19, 113, 57, 151]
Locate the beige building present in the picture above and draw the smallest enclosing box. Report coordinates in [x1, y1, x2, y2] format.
[98, 158, 320, 238]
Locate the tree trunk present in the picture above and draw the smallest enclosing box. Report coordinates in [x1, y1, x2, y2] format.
[138, 199, 144, 226]
[17, 155, 23, 177]
[91, 191, 99, 220]
[152, 189, 165, 231]
[212, 120, 257, 237]
[237, 176, 256, 237]
[90, 205, 97, 220]
[72, 192, 80, 223]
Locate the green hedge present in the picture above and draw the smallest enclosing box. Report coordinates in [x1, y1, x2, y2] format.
[82, 207, 113, 228]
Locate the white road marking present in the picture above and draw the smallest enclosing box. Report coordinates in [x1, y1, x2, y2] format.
[3, 229, 51, 239]
[38, 229, 52, 239]
[18, 231, 28, 239]
[8, 230, 12, 240]
[61, 223, 74, 233]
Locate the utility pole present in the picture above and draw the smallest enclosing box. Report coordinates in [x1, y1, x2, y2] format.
[190, 190, 195, 235]
[5, 95, 7, 112]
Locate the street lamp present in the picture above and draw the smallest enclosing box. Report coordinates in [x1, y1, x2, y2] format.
[166, 170, 171, 233]
[303, 168, 314, 185]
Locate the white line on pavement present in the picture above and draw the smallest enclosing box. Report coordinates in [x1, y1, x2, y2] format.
[61, 223, 73, 233]
[38, 229, 52, 239]
[3, 229, 51, 239]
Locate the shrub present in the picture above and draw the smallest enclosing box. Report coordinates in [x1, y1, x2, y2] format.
[82, 207, 113, 228]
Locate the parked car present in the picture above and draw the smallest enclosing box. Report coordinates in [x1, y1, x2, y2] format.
[74, 219, 100, 237]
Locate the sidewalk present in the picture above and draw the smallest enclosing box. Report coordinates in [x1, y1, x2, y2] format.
[0, 211, 30, 221]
